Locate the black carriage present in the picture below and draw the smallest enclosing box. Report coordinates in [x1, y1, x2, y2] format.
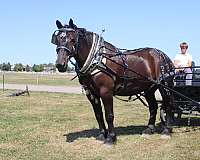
[171, 66, 200, 124]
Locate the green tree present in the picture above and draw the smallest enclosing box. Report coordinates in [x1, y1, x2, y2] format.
[1, 62, 11, 71]
[1, 63, 6, 70]
[43, 63, 56, 72]
[32, 64, 38, 72]
[48, 63, 56, 72]
[14, 63, 23, 72]
[32, 64, 44, 72]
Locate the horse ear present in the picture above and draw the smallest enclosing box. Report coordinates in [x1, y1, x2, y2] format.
[56, 20, 63, 29]
[69, 18, 75, 28]
[69, 18, 77, 29]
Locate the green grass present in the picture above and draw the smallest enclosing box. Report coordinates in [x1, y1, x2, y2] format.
[0, 72, 79, 86]
[0, 90, 200, 160]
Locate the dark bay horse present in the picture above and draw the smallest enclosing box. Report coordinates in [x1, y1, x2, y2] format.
[51, 19, 175, 144]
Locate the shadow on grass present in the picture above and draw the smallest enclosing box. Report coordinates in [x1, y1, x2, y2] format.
[64, 125, 146, 143]
[64, 117, 200, 142]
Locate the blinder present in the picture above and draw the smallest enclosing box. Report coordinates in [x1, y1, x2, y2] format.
[51, 28, 76, 45]
[51, 28, 77, 57]
[51, 30, 59, 45]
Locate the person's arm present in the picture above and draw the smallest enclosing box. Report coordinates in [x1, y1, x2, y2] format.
[188, 60, 192, 67]
[174, 54, 184, 72]
[187, 54, 192, 67]
[174, 54, 181, 68]
[174, 59, 181, 68]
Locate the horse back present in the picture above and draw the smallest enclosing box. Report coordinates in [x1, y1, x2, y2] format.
[107, 48, 173, 79]
[104, 48, 174, 95]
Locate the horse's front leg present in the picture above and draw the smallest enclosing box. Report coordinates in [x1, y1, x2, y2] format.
[85, 89, 107, 141]
[100, 87, 116, 144]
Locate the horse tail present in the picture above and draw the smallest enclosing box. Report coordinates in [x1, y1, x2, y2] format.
[154, 49, 175, 82]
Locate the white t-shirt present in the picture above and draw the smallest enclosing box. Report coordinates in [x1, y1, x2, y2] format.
[174, 53, 192, 67]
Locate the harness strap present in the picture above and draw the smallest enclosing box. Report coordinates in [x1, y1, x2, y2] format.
[114, 93, 148, 106]
[155, 49, 175, 82]
[56, 46, 71, 53]
[80, 33, 99, 73]
[103, 54, 200, 107]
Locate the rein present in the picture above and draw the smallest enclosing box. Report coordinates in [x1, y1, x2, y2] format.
[100, 53, 200, 106]
[114, 94, 148, 107]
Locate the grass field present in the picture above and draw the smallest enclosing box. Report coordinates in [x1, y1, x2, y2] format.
[0, 72, 79, 86]
[0, 90, 200, 160]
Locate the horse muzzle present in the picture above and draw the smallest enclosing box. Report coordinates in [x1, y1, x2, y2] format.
[56, 63, 67, 72]
[56, 48, 69, 72]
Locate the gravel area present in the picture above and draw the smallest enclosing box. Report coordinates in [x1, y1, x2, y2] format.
[0, 83, 82, 94]
[0, 83, 162, 99]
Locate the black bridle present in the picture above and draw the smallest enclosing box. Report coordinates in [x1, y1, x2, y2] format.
[51, 27, 80, 57]
[51, 27, 85, 74]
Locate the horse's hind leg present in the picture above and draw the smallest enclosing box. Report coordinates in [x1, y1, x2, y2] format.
[142, 90, 158, 135]
[85, 89, 107, 141]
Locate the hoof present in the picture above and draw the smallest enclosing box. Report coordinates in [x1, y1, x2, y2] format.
[161, 128, 172, 139]
[162, 127, 172, 134]
[104, 134, 116, 145]
[104, 137, 116, 145]
[142, 125, 156, 135]
[96, 133, 106, 142]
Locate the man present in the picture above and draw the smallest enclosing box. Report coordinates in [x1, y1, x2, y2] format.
[174, 42, 192, 85]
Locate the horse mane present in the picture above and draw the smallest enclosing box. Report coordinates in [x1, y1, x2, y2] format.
[104, 41, 119, 53]
[64, 25, 93, 47]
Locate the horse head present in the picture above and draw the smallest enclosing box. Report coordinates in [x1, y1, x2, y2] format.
[51, 19, 79, 72]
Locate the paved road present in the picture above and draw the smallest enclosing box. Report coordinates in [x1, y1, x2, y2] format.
[0, 83, 82, 94]
[0, 83, 162, 99]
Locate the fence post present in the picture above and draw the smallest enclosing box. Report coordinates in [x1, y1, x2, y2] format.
[3, 72, 5, 92]
[36, 73, 39, 85]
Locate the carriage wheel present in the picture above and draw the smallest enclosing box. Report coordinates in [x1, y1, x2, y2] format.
[176, 109, 182, 120]
[160, 110, 183, 125]
[160, 107, 182, 126]
[160, 107, 166, 126]
[173, 107, 182, 125]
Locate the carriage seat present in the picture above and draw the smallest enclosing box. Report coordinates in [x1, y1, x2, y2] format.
[174, 68, 200, 86]
[192, 69, 200, 86]
[174, 70, 187, 86]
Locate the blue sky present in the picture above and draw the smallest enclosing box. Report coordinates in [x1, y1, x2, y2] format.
[0, 0, 200, 65]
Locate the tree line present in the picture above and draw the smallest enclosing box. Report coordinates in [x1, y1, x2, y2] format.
[0, 62, 74, 72]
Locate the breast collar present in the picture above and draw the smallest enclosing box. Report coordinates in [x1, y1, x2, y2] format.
[79, 33, 106, 74]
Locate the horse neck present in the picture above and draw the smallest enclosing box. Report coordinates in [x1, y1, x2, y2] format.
[75, 32, 93, 68]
